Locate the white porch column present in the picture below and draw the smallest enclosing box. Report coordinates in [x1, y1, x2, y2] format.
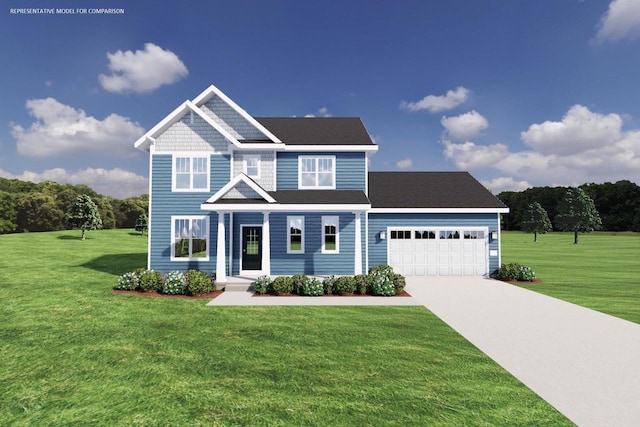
[262, 211, 271, 276]
[216, 211, 227, 283]
[353, 211, 362, 275]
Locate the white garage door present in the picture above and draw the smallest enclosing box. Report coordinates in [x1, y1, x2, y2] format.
[388, 228, 488, 276]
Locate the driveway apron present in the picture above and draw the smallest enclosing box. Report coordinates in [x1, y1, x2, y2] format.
[405, 277, 640, 427]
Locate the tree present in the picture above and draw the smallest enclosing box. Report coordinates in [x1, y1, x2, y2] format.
[16, 193, 65, 232]
[66, 195, 103, 240]
[0, 191, 18, 234]
[555, 188, 602, 244]
[135, 213, 148, 236]
[521, 202, 552, 242]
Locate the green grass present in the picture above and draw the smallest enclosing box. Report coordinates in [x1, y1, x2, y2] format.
[502, 231, 640, 324]
[0, 229, 569, 426]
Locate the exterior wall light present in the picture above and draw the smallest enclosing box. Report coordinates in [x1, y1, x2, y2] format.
[379, 231, 386, 240]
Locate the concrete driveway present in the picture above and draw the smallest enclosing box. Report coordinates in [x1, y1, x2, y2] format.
[406, 277, 640, 427]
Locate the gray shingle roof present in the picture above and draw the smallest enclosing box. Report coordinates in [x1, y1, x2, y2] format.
[368, 172, 508, 209]
[255, 117, 375, 146]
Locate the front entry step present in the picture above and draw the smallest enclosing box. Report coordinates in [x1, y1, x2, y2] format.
[222, 277, 256, 292]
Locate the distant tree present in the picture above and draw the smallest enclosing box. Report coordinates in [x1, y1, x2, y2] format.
[0, 191, 18, 233]
[555, 188, 602, 244]
[521, 202, 552, 242]
[135, 213, 148, 236]
[95, 197, 117, 229]
[16, 193, 65, 232]
[66, 195, 103, 240]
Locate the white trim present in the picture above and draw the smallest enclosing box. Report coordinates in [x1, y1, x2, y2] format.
[298, 155, 336, 189]
[191, 84, 283, 143]
[497, 213, 502, 270]
[321, 215, 339, 254]
[205, 173, 276, 204]
[146, 145, 154, 269]
[172, 154, 210, 192]
[365, 211, 369, 272]
[273, 153, 278, 190]
[353, 212, 362, 275]
[283, 145, 378, 152]
[170, 215, 210, 261]
[369, 207, 510, 214]
[216, 212, 227, 282]
[201, 203, 371, 212]
[287, 215, 305, 254]
[262, 212, 271, 276]
[244, 154, 261, 178]
[228, 213, 234, 276]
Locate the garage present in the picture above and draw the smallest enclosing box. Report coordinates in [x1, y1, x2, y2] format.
[388, 228, 488, 276]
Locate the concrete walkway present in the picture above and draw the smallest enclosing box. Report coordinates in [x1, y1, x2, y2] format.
[405, 277, 640, 427]
[207, 278, 640, 426]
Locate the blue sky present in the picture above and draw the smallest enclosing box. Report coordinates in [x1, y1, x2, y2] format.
[1, 0, 639, 198]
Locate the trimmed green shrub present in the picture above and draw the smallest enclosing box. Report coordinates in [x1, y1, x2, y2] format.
[162, 271, 185, 295]
[322, 275, 336, 295]
[138, 270, 163, 292]
[354, 274, 369, 295]
[368, 265, 395, 296]
[253, 275, 272, 294]
[333, 276, 357, 295]
[271, 276, 294, 295]
[184, 270, 214, 296]
[291, 274, 308, 295]
[392, 273, 406, 295]
[115, 271, 139, 290]
[301, 277, 323, 296]
[517, 265, 536, 282]
[494, 263, 536, 282]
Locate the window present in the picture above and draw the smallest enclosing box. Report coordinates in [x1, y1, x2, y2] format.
[172, 216, 209, 260]
[244, 155, 260, 178]
[173, 156, 209, 191]
[464, 230, 485, 239]
[287, 216, 304, 253]
[299, 156, 335, 189]
[390, 230, 411, 239]
[415, 230, 436, 239]
[322, 216, 339, 253]
[440, 230, 460, 239]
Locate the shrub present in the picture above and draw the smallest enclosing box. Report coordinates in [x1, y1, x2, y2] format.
[333, 276, 357, 295]
[254, 275, 272, 294]
[494, 263, 536, 282]
[301, 277, 323, 296]
[138, 270, 163, 292]
[115, 271, 139, 290]
[392, 273, 406, 295]
[271, 276, 294, 295]
[354, 274, 369, 295]
[291, 274, 308, 295]
[518, 265, 536, 282]
[368, 265, 395, 296]
[322, 275, 336, 295]
[162, 271, 185, 295]
[184, 270, 214, 296]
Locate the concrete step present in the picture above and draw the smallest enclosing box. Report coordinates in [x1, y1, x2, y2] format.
[223, 281, 255, 292]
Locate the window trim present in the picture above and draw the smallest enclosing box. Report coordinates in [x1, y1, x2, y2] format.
[287, 215, 305, 254]
[244, 154, 261, 178]
[172, 154, 210, 192]
[171, 215, 210, 261]
[298, 155, 336, 189]
[321, 215, 339, 254]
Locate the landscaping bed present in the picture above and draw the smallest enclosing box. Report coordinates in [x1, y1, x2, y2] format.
[112, 288, 224, 299]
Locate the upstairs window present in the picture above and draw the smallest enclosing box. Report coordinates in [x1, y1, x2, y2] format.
[299, 156, 335, 189]
[173, 155, 209, 191]
[322, 216, 339, 253]
[244, 155, 260, 178]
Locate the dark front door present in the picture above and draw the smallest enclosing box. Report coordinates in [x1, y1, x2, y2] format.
[242, 226, 262, 271]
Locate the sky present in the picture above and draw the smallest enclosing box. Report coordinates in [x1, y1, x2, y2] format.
[1, 0, 640, 198]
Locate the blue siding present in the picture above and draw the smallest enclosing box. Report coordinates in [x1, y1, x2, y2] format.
[367, 213, 501, 274]
[276, 152, 366, 190]
[148, 153, 230, 273]
[268, 212, 359, 275]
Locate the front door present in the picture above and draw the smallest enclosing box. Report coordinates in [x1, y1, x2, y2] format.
[242, 226, 262, 271]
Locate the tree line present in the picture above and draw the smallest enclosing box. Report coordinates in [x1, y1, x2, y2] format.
[497, 180, 640, 232]
[0, 177, 149, 234]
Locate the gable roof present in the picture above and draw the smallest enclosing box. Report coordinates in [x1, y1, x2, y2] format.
[256, 117, 375, 146]
[368, 172, 508, 211]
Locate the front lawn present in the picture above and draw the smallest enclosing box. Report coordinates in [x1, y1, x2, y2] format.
[502, 231, 640, 324]
[0, 229, 569, 425]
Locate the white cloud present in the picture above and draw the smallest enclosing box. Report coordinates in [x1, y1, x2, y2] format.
[305, 107, 332, 118]
[443, 105, 640, 187]
[396, 158, 413, 169]
[99, 43, 188, 93]
[481, 177, 532, 194]
[520, 105, 622, 155]
[593, 0, 640, 44]
[0, 167, 148, 198]
[441, 110, 489, 141]
[11, 97, 145, 157]
[400, 86, 469, 113]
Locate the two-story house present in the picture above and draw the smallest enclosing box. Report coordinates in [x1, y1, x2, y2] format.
[134, 84, 508, 282]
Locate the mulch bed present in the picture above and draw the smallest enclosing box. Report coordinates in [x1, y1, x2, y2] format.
[112, 289, 224, 299]
[253, 291, 412, 297]
[502, 279, 543, 285]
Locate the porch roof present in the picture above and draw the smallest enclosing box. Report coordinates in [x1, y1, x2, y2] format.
[201, 190, 370, 211]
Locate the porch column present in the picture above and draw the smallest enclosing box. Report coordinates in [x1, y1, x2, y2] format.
[216, 211, 227, 283]
[353, 211, 362, 275]
[262, 211, 271, 276]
